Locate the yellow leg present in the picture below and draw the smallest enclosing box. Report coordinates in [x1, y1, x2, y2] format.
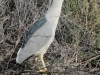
[34, 55, 47, 75]
[39, 54, 47, 75]
[40, 54, 47, 71]
[35, 56, 39, 70]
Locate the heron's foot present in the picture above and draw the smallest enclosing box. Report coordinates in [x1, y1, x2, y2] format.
[38, 69, 58, 75]
[38, 68, 47, 72]
[37, 68, 47, 75]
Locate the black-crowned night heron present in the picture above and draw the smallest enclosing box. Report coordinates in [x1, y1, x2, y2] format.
[16, 0, 64, 71]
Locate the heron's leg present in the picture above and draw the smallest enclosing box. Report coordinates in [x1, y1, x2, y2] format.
[37, 54, 48, 75]
[35, 56, 39, 69]
[39, 54, 47, 71]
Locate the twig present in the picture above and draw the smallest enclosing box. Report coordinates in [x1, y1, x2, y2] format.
[82, 52, 100, 66]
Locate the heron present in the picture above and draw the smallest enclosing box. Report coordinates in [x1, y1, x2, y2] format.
[16, 0, 64, 71]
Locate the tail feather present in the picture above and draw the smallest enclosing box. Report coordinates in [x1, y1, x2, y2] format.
[16, 48, 31, 64]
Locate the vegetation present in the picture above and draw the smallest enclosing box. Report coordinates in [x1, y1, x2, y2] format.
[0, 0, 100, 75]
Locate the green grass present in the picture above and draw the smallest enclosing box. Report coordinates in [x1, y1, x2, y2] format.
[63, 0, 100, 67]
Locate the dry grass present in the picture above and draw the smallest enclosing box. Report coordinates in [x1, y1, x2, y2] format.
[0, 0, 100, 75]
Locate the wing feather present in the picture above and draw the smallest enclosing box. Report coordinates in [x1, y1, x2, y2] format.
[22, 15, 47, 48]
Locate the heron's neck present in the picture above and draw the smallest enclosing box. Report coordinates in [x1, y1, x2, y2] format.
[46, 0, 63, 34]
[46, 0, 63, 17]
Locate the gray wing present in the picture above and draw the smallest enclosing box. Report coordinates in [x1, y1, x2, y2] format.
[16, 16, 53, 64]
[21, 15, 47, 48]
